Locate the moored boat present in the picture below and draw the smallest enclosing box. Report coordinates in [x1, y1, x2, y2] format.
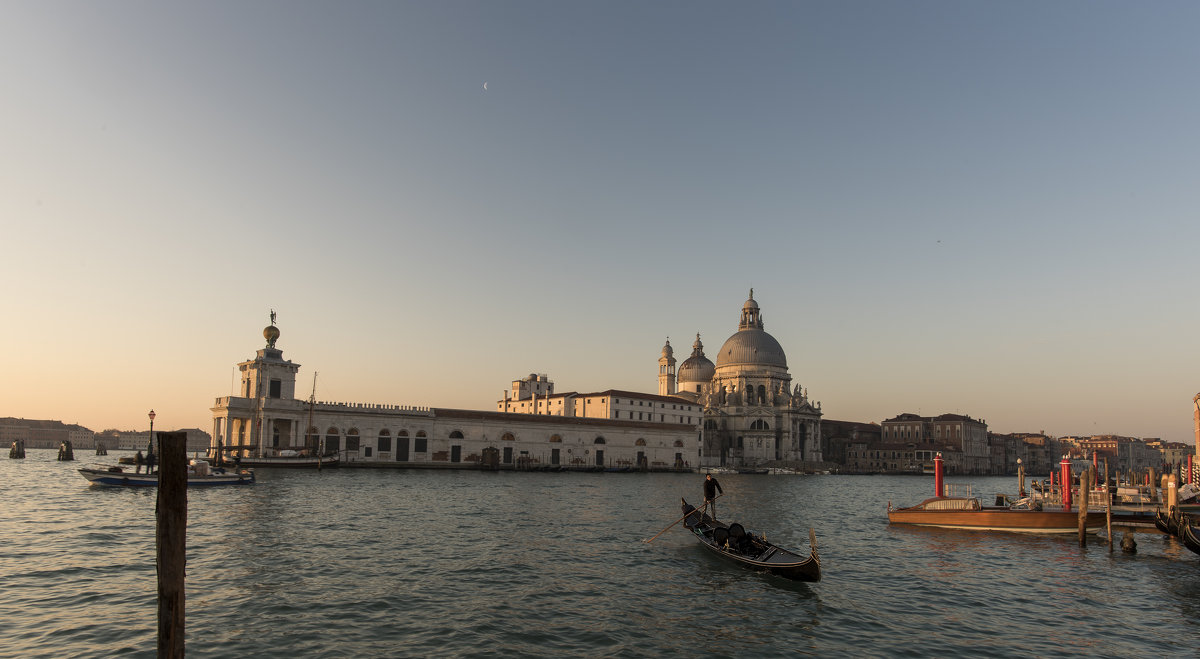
[1179, 516, 1200, 556]
[888, 454, 1106, 534]
[79, 462, 255, 487]
[227, 453, 339, 469]
[680, 497, 820, 581]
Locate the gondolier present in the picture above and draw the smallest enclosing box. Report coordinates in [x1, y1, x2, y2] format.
[703, 473, 723, 519]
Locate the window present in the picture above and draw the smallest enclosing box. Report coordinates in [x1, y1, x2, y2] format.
[415, 432, 427, 453]
[378, 429, 391, 453]
[501, 432, 515, 441]
[549, 434, 562, 443]
[270, 379, 282, 398]
[449, 430, 464, 439]
[594, 437, 606, 445]
[635, 438, 646, 446]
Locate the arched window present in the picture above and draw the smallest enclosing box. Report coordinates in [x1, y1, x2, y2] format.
[449, 430, 464, 439]
[501, 432, 515, 441]
[237, 422, 246, 445]
[751, 419, 769, 430]
[758, 385, 767, 404]
[378, 429, 391, 452]
[549, 434, 562, 443]
[325, 427, 340, 453]
[674, 440, 684, 447]
[398, 429, 409, 438]
[346, 428, 360, 452]
[594, 437, 606, 445]
[635, 438, 646, 446]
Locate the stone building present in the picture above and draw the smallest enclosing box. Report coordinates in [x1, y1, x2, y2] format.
[210, 321, 696, 470]
[882, 412, 989, 474]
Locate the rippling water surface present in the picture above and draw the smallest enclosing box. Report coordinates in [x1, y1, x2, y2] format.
[3, 451, 1198, 657]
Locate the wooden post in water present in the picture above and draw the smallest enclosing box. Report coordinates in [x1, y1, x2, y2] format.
[1077, 467, 1091, 547]
[156, 431, 187, 658]
[1104, 458, 1112, 553]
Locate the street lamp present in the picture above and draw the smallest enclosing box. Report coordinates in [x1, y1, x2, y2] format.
[148, 409, 156, 457]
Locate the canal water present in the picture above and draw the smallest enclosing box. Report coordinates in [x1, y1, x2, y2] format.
[2, 450, 1198, 658]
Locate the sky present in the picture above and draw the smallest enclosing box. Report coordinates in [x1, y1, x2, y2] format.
[2, 1, 1198, 443]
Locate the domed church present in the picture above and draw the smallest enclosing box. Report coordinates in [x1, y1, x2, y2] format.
[661, 290, 824, 468]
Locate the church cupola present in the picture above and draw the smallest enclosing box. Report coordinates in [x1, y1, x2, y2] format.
[739, 288, 764, 331]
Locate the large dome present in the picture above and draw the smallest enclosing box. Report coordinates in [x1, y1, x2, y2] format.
[714, 290, 788, 369]
[715, 329, 788, 368]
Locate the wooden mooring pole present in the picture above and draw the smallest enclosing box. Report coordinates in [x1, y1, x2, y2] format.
[157, 431, 187, 658]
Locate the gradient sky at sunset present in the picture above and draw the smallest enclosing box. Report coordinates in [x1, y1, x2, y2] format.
[3, 1, 1198, 442]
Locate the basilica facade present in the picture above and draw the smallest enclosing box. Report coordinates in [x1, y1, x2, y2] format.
[660, 291, 824, 468]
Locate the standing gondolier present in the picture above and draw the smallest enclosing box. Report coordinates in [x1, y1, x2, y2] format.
[703, 473, 724, 519]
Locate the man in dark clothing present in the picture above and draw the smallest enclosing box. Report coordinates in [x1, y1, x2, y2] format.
[146, 450, 157, 474]
[134, 451, 144, 474]
[703, 473, 724, 519]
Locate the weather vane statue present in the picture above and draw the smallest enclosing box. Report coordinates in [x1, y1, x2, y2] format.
[270, 309, 277, 326]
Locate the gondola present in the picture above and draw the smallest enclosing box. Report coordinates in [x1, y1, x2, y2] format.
[679, 498, 820, 582]
[1154, 510, 1177, 536]
[1180, 517, 1200, 556]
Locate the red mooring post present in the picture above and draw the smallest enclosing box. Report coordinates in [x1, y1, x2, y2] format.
[1188, 454, 1193, 485]
[934, 453, 944, 497]
[1060, 456, 1073, 511]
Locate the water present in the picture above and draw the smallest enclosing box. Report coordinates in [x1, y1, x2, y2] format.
[2, 451, 1198, 658]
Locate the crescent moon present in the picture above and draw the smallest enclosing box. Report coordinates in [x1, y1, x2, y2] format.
[483, 82, 488, 91]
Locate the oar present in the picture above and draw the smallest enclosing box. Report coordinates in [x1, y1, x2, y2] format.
[643, 494, 723, 544]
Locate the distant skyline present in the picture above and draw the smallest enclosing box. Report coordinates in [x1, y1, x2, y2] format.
[2, 2, 1198, 443]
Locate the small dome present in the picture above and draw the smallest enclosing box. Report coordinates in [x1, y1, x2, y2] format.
[661, 338, 673, 359]
[678, 333, 715, 384]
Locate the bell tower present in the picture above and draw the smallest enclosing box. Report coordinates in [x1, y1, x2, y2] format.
[658, 337, 676, 396]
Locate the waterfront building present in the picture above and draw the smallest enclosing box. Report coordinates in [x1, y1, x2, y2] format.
[0, 419, 94, 449]
[211, 321, 697, 470]
[844, 441, 962, 474]
[820, 419, 882, 468]
[882, 412, 989, 474]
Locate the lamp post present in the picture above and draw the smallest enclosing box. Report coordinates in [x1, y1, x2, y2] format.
[148, 409, 156, 457]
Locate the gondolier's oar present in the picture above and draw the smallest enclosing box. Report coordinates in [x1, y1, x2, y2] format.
[643, 494, 723, 544]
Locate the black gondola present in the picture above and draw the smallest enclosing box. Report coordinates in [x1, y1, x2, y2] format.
[680, 498, 821, 582]
[1154, 510, 1178, 536]
[1180, 516, 1200, 556]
